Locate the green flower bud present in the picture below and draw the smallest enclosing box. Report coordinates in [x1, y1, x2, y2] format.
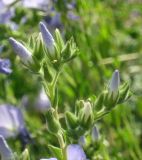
[65, 111, 78, 129]
[46, 109, 61, 134]
[75, 100, 84, 116]
[79, 101, 94, 129]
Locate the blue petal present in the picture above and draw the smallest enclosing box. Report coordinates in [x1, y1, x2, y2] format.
[66, 144, 87, 160]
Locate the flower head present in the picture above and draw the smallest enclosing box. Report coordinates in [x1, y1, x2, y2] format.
[66, 144, 87, 160]
[39, 22, 55, 53]
[0, 59, 12, 75]
[109, 70, 120, 93]
[0, 104, 26, 138]
[9, 37, 32, 63]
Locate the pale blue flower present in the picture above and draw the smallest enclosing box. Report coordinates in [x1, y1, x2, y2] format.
[9, 37, 32, 64]
[39, 22, 55, 53]
[0, 104, 25, 138]
[0, 104, 31, 148]
[0, 135, 14, 160]
[66, 144, 87, 160]
[0, 59, 12, 75]
[109, 70, 120, 92]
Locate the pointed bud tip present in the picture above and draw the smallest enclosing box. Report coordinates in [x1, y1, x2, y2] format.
[109, 69, 120, 92]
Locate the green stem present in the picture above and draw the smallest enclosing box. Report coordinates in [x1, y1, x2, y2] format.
[57, 132, 66, 160]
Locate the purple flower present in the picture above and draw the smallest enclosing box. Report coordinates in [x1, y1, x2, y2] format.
[66, 144, 87, 160]
[9, 37, 32, 64]
[109, 70, 120, 93]
[0, 135, 14, 160]
[0, 104, 26, 138]
[39, 22, 55, 53]
[0, 59, 12, 75]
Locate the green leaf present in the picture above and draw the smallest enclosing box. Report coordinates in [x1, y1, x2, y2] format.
[48, 145, 63, 160]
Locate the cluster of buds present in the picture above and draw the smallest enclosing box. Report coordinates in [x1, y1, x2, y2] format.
[9, 21, 78, 75]
[65, 70, 131, 140]
[65, 100, 94, 140]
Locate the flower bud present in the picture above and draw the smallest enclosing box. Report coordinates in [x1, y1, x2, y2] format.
[39, 22, 55, 54]
[78, 136, 86, 146]
[109, 70, 120, 93]
[65, 111, 78, 129]
[9, 37, 32, 64]
[46, 109, 61, 134]
[79, 101, 94, 129]
[91, 126, 100, 142]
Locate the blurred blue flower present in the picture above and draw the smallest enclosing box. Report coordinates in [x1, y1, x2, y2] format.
[109, 70, 120, 93]
[66, 144, 87, 160]
[44, 13, 63, 30]
[9, 37, 32, 64]
[0, 0, 15, 29]
[22, 0, 50, 10]
[0, 58, 12, 75]
[0, 104, 31, 149]
[0, 135, 14, 160]
[39, 22, 55, 53]
[0, 104, 26, 138]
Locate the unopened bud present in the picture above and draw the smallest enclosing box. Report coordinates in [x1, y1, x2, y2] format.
[46, 109, 61, 134]
[9, 37, 32, 64]
[109, 70, 120, 93]
[39, 22, 55, 54]
[79, 101, 94, 129]
[92, 126, 100, 142]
